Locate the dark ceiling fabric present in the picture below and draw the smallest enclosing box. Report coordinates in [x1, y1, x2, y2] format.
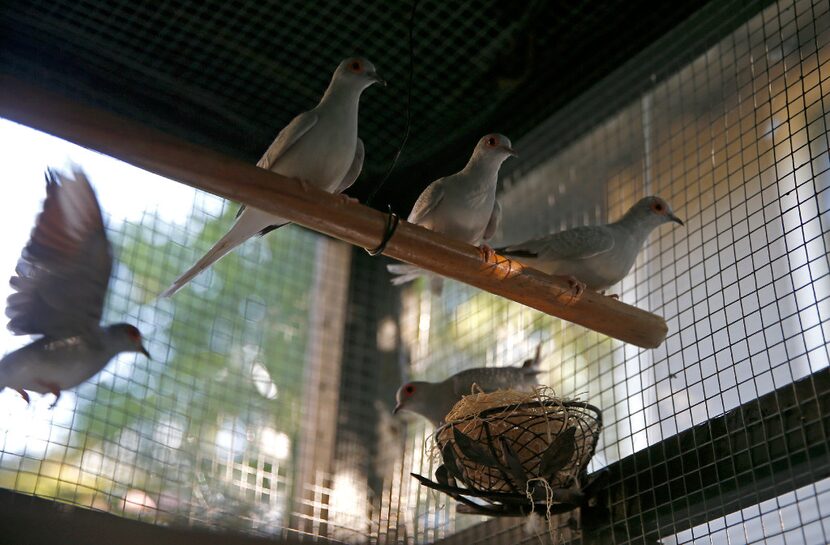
[1, 0, 711, 213]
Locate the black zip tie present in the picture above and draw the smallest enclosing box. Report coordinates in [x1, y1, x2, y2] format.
[365, 205, 400, 256]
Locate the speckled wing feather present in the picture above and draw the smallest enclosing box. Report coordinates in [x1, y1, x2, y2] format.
[236, 110, 319, 221]
[256, 111, 318, 171]
[449, 365, 540, 398]
[6, 169, 112, 338]
[333, 138, 364, 194]
[407, 178, 445, 225]
[483, 200, 501, 241]
[501, 225, 615, 261]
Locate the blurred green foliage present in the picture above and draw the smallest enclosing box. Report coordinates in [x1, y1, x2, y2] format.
[0, 200, 320, 529]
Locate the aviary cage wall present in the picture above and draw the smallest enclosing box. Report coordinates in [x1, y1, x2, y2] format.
[0, 0, 828, 544]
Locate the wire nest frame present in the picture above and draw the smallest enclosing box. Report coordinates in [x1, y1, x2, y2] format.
[412, 399, 604, 517]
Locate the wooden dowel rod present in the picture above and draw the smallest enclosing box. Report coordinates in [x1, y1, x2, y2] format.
[0, 75, 668, 348]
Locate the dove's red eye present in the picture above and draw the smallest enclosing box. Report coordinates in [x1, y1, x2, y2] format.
[125, 326, 141, 342]
[404, 384, 415, 395]
[653, 202, 664, 213]
[350, 60, 363, 73]
[486, 137, 497, 146]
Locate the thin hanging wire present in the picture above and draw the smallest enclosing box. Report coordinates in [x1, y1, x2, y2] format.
[364, 0, 418, 207]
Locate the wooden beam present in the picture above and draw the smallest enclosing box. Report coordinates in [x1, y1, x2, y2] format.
[291, 239, 351, 533]
[0, 75, 668, 348]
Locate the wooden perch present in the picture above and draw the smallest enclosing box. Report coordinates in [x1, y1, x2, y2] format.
[0, 75, 668, 348]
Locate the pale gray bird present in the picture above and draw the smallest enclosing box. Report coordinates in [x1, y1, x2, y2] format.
[393, 344, 542, 427]
[0, 168, 149, 406]
[387, 133, 516, 286]
[498, 196, 683, 294]
[161, 57, 385, 297]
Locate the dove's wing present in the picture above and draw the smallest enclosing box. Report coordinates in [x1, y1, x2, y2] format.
[502, 225, 615, 261]
[234, 111, 319, 221]
[450, 367, 522, 397]
[483, 200, 501, 241]
[257, 111, 319, 171]
[6, 169, 112, 338]
[407, 179, 446, 225]
[332, 138, 364, 195]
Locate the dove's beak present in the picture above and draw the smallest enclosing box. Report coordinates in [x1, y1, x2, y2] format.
[393, 402, 403, 415]
[369, 71, 386, 87]
[500, 145, 518, 157]
[669, 214, 684, 226]
[140, 345, 151, 359]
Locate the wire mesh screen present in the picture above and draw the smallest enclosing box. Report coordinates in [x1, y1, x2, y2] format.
[0, 0, 828, 544]
[0, 123, 353, 538]
[385, 0, 830, 542]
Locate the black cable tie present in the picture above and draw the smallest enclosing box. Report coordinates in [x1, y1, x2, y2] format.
[365, 205, 400, 256]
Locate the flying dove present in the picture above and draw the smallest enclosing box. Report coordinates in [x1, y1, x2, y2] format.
[0, 168, 149, 406]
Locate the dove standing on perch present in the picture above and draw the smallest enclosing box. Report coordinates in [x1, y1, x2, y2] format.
[0, 168, 150, 407]
[499, 196, 683, 295]
[393, 344, 542, 427]
[387, 133, 516, 286]
[161, 57, 385, 297]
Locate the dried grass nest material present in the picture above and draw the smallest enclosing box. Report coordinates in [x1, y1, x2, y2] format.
[435, 388, 601, 494]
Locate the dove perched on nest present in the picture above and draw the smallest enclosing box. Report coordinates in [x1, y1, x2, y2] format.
[387, 133, 516, 288]
[498, 196, 683, 295]
[0, 168, 150, 406]
[393, 344, 542, 427]
[161, 57, 385, 297]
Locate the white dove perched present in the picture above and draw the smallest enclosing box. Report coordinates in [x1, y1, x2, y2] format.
[498, 196, 683, 294]
[161, 57, 384, 297]
[393, 344, 542, 427]
[0, 168, 150, 406]
[387, 133, 515, 286]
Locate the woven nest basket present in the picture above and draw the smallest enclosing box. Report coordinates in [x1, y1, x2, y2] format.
[434, 389, 601, 497]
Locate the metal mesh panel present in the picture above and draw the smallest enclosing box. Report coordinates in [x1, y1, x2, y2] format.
[0, 122, 344, 537]
[0, 0, 710, 207]
[666, 478, 830, 544]
[0, 0, 828, 543]
[387, 0, 830, 543]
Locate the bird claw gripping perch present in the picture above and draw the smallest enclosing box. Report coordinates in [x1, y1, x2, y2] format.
[337, 193, 360, 204]
[555, 275, 586, 305]
[478, 244, 496, 263]
[365, 205, 400, 256]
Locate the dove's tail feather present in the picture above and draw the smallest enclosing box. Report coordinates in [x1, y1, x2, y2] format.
[429, 276, 444, 296]
[386, 264, 423, 285]
[161, 210, 280, 298]
[386, 264, 445, 295]
[520, 343, 544, 374]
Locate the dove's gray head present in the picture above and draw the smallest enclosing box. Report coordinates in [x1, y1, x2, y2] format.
[393, 380, 449, 425]
[330, 57, 385, 91]
[624, 196, 684, 229]
[107, 323, 151, 358]
[471, 133, 518, 164]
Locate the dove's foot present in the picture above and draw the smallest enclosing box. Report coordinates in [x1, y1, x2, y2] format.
[13, 388, 30, 405]
[600, 290, 620, 300]
[477, 244, 496, 263]
[337, 194, 360, 204]
[36, 380, 61, 408]
[557, 275, 586, 302]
